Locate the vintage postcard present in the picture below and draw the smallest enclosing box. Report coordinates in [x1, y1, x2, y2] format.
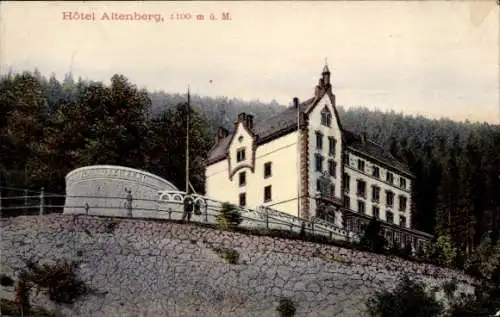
[1, 1, 499, 317]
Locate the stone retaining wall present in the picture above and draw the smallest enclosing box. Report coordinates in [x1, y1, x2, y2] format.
[0, 215, 476, 317]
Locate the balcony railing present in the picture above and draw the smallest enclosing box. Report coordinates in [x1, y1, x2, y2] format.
[315, 191, 343, 206]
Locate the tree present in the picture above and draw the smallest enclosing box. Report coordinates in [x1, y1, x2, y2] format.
[145, 103, 211, 193]
[426, 235, 458, 267]
[464, 235, 500, 281]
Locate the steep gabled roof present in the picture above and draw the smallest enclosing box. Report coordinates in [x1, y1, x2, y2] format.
[343, 130, 413, 177]
[205, 97, 315, 164]
[205, 67, 412, 177]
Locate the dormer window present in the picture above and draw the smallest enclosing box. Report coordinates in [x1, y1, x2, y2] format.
[236, 148, 246, 162]
[321, 106, 332, 127]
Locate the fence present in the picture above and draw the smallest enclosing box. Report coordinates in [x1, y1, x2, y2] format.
[0, 187, 357, 243]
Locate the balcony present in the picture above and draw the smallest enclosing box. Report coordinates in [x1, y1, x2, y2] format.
[315, 191, 343, 206]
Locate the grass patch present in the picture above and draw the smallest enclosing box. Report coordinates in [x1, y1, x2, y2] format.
[212, 247, 239, 264]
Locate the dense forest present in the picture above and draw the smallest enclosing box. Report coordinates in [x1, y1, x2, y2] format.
[1, 70, 500, 256]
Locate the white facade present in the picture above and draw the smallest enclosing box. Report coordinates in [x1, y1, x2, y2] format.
[343, 151, 412, 228]
[205, 123, 300, 216]
[205, 65, 416, 233]
[306, 93, 344, 227]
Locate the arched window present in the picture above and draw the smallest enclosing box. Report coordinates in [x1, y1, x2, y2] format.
[321, 106, 332, 127]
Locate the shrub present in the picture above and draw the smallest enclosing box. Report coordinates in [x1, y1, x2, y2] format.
[0, 274, 14, 287]
[213, 247, 239, 264]
[105, 221, 118, 234]
[448, 285, 500, 317]
[442, 279, 458, 301]
[276, 297, 296, 317]
[360, 218, 387, 253]
[366, 275, 443, 317]
[215, 202, 242, 231]
[23, 260, 88, 304]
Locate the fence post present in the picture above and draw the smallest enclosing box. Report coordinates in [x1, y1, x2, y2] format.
[39, 187, 44, 215]
[204, 201, 208, 223]
[24, 189, 28, 213]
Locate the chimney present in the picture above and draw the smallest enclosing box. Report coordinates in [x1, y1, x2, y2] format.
[238, 112, 247, 122]
[236, 112, 254, 131]
[215, 126, 230, 143]
[246, 114, 254, 130]
[293, 97, 299, 108]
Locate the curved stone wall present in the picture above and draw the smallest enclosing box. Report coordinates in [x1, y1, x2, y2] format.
[64, 165, 179, 218]
[0, 215, 477, 317]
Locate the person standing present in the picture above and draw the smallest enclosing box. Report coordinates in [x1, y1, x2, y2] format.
[125, 189, 133, 217]
[182, 194, 194, 222]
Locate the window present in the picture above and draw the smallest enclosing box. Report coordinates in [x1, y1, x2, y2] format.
[315, 154, 323, 172]
[264, 185, 272, 202]
[372, 206, 380, 219]
[372, 166, 380, 178]
[343, 153, 350, 165]
[343, 173, 350, 193]
[328, 160, 336, 177]
[400, 177, 406, 189]
[358, 200, 365, 214]
[344, 196, 350, 209]
[356, 180, 366, 198]
[386, 211, 394, 224]
[264, 162, 272, 178]
[239, 193, 246, 207]
[316, 177, 333, 197]
[400, 215, 407, 227]
[386, 191, 394, 207]
[330, 184, 335, 196]
[399, 195, 407, 211]
[236, 148, 246, 162]
[386, 172, 394, 184]
[315, 131, 323, 150]
[238, 171, 246, 187]
[371, 185, 380, 202]
[328, 137, 337, 156]
[357, 159, 365, 172]
[321, 106, 332, 126]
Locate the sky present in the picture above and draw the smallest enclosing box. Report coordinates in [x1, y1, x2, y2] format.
[1, 1, 499, 124]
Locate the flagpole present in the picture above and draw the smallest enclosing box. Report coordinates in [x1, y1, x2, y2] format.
[185, 85, 190, 194]
[296, 98, 301, 219]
